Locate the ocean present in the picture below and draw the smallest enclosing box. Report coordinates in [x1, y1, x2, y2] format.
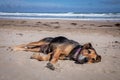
[0, 12, 120, 21]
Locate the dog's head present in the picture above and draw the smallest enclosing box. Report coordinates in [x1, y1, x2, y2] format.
[76, 43, 101, 64]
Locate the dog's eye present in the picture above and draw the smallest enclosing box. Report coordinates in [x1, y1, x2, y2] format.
[92, 58, 95, 61]
[92, 58, 96, 63]
[88, 50, 91, 54]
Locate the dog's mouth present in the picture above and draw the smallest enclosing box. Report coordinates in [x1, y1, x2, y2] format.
[75, 54, 88, 64]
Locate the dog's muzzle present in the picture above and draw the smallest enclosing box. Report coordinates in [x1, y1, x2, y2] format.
[72, 47, 88, 64]
[76, 53, 88, 64]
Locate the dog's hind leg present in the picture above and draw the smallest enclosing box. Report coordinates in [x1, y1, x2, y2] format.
[13, 45, 41, 52]
[13, 40, 47, 51]
[24, 48, 41, 52]
[13, 44, 27, 51]
[26, 41, 48, 48]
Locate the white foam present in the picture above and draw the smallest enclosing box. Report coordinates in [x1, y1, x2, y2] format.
[0, 12, 120, 21]
[0, 12, 120, 17]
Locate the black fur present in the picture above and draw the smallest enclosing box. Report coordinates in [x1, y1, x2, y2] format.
[49, 36, 69, 44]
[28, 37, 54, 52]
[46, 36, 79, 54]
[40, 37, 54, 42]
[48, 36, 79, 46]
[44, 36, 69, 54]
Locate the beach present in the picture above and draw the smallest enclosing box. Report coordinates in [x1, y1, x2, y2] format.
[0, 19, 120, 80]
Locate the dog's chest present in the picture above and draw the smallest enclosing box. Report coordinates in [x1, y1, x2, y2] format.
[62, 45, 75, 56]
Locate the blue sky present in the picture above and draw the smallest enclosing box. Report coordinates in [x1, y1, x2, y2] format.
[0, 0, 120, 13]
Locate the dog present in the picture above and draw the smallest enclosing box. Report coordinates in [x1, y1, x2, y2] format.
[13, 36, 101, 70]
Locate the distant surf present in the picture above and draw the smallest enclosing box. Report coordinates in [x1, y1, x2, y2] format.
[0, 12, 120, 21]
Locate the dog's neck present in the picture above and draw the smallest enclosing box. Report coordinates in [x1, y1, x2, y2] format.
[69, 45, 82, 60]
[73, 47, 82, 60]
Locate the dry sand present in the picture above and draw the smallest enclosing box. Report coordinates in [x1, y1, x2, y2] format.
[0, 19, 120, 80]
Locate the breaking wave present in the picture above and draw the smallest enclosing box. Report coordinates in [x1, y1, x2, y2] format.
[0, 12, 120, 21]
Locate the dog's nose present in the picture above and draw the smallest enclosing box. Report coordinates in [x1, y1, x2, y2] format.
[76, 57, 88, 64]
[96, 55, 101, 62]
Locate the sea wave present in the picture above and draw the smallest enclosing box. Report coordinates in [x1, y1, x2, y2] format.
[0, 12, 120, 20]
[0, 12, 120, 17]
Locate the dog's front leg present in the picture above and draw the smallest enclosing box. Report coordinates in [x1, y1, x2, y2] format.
[46, 49, 61, 70]
[31, 53, 52, 61]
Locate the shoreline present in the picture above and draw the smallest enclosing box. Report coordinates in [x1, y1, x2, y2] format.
[0, 17, 120, 22]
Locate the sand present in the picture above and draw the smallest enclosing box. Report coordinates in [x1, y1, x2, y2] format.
[0, 19, 120, 80]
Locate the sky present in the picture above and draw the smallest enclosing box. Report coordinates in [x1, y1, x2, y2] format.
[0, 0, 120, 13]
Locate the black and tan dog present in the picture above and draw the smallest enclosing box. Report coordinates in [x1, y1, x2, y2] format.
[13, 36, 101, 70]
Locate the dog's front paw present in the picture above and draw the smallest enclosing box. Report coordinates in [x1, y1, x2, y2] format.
[46, 63, 55, 70]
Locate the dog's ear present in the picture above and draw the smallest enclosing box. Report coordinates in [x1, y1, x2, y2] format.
[83, 43, 93, 49]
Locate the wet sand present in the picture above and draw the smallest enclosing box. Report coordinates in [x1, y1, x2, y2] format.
[0, 19, 120, 80]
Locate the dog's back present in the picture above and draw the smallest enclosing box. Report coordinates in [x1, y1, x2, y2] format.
[49, 36, 79, 45]
[40, 37, 54, 42]
[46, 36, 79, 54]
